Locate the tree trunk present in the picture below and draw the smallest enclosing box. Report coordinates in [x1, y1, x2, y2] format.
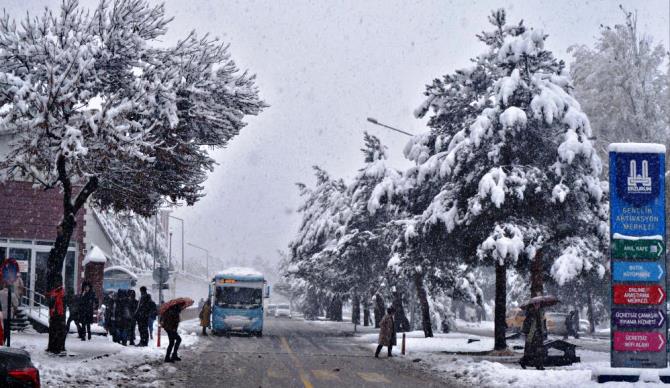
[413, 273, 433, 338]
[351, 293, 360, 324]
[494, 262, 507, 351]
[587, 289, 596, 334]
[530, 250, 543, 297]
[373, 293, 385, 328]
[363, 302, 370, 327]
[391, 288, 410, 333]
[328, 297, 342, 321]
[47, 158, 98, 353]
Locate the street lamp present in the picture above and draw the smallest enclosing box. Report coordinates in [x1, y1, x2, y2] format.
[168, 215, 185, 272]
[366, 117, 413, 137]
[187, 242, 210, 279]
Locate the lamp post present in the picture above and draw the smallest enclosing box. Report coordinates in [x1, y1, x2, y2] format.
[187, 242, 210, 279]
[168, 215, 185, 272]
[366, 117, 413, 137]
[169, 232, 173, 270]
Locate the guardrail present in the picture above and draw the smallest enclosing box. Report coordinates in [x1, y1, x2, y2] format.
[20, 287, 49, 323]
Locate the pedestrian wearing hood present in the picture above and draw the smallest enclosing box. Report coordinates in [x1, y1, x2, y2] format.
[199, 298, 211, 336]
[375, 307, 396, 358]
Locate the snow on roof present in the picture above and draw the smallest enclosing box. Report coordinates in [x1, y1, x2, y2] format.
[215, 267, 264, 280]
[608, 143, 666, 154]
[104, 265, 138, 280]
[82, 245, 108, 266]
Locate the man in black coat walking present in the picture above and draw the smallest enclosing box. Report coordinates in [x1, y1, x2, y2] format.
[134, 287, 153, 346]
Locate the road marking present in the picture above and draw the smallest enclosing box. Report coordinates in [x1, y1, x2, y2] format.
[280, 336, 314, 388]
[358, 372, 391, 383]
[312, 369, 340, 380]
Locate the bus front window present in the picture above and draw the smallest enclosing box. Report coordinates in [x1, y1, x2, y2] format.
[216, 286, 263, 308]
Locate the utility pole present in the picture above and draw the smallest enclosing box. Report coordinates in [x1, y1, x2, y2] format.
[169, 232, 173, 270]
[168, 216, 185, 272]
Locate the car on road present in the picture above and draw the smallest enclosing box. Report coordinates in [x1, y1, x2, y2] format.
[506, 307, 525, 333]
[0, 347, 40, 387]
[275, 304, 291, 318]
[266, 304, 277, 316]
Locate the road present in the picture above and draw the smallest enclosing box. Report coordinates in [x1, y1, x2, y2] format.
[153, 317, 462, 388]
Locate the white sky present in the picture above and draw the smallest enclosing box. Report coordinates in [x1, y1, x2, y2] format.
[6, 0, 670, 269]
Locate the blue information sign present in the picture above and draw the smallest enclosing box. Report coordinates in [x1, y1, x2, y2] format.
[609, 143, 667, 369]
[612, 261, 664, 282]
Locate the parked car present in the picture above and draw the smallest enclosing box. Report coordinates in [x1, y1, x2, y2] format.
[275, 304, 291, 318]
[0, 347, 40, 387]
[266, 304, 277, 317]
[506, 307, 525, 333]
[545, 312, 568, 336]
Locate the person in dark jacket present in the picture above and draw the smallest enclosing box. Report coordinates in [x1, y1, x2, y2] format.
[161, 303, 184, 363]
[65, 292, 82, 339]
[79, 282, 98, 341]
[564, 310, 579, 339]
[113, 289, 132, 345]
[375, 307, 396, 358]
[127, 290, 138, 346]
[520, 303, 545, 370]
[103, 291, 116, 341]
[134, 287, 153, 346]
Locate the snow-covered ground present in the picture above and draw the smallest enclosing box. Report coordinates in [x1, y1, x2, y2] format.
[352, 321, 670, 387]
[8, 318, 202, 387]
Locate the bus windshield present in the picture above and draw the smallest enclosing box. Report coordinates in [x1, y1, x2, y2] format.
[216, 286, 263, 308]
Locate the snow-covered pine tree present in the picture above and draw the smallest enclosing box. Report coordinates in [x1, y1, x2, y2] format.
[0, 0, 265, 353]
[410, 9, 607, 350]
[285, 167, 352, 316]
[330, 133, 402, 325]
[570, 6, 668, 161]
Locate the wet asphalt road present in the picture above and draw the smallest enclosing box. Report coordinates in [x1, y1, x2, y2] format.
[157, 317, 462, 388]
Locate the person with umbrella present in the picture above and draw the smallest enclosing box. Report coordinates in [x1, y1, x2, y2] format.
[160, 297, 193, 363]
[519, 295, 559, 370]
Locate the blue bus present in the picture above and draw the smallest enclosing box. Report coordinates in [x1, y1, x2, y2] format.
[210, 268, 269, 336]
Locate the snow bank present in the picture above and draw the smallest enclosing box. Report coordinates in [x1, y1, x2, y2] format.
[12, 320, 200, 387]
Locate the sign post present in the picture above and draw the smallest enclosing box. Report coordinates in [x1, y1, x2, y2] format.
[609, 143, 667, 368]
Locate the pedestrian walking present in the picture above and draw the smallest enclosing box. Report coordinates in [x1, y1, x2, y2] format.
[564, 310, 579, 339]
[520, 302, 545, 370]
[65, 292, 82, 338]
[134, 287, 153, 346]
[199, 298, 211, 336]
[127, 290, 138, 346]
[375, 307, 396, 358]
[103, 291, 117, 341]
[161, 303, 184, 363]
[79, 281, 98, 341]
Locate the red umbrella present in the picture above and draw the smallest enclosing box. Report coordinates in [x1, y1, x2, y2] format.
[519, 295, 560, 310]
[159, 297, 194, 315]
